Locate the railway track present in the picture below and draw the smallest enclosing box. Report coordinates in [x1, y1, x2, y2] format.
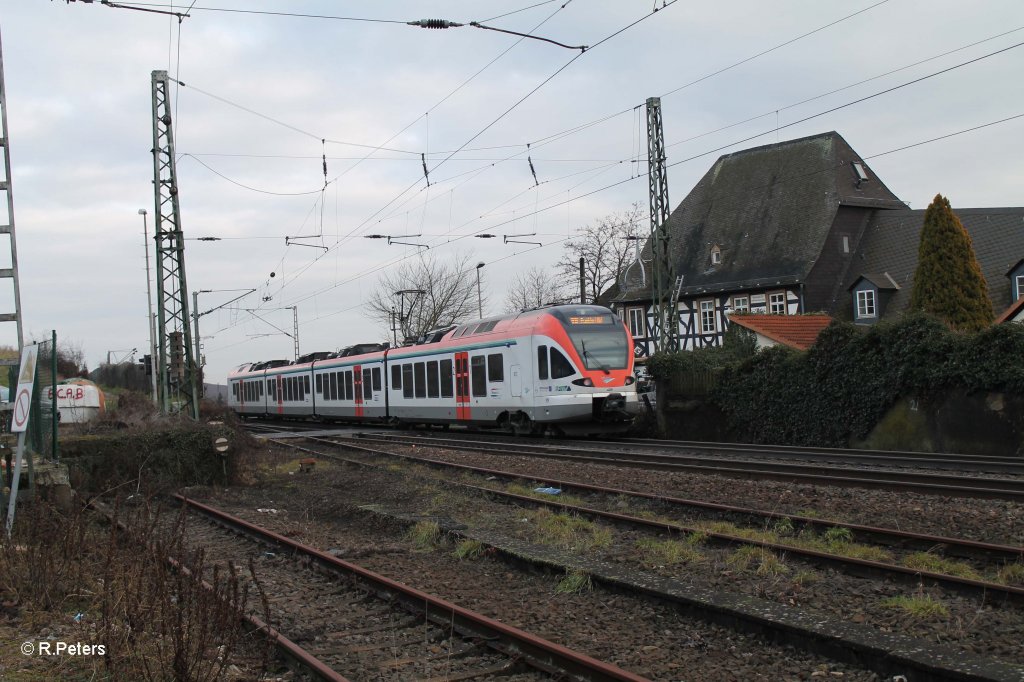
[347, 431, 1024, 502]
[281, 436, 1024, 606]
[247, 435, 1024, 681]
[155, 495, 649, 682]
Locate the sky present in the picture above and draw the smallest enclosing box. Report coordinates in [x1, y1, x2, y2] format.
[1, 0, 1022, 385]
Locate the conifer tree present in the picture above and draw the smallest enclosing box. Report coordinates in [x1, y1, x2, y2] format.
[909, 194, 993, 331]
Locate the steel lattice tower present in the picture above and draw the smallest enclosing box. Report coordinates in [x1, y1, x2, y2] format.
[150, 70, 198, 418]
[646, 97, 678, 352]
[0, 30, 24, 364]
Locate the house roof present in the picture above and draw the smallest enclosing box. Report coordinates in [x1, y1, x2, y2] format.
[848, 272, 900, 291]
[728, 314, 834, 350]
[1007, 258, 1024, 277]
[843, 207, 1024, 317]
[614, 131, 904, 302]
[995, 297, 1024, 324]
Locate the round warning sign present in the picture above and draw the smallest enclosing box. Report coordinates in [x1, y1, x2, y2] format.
[12, 387, 31, 432]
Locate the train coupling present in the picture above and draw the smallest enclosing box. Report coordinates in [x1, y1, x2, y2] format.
[593, 392, 632, 422]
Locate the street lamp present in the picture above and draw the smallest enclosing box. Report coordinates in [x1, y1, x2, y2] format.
[139, 208, 158, 405]
[476, 262, 485, 319]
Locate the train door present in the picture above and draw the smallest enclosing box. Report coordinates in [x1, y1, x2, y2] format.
[353, 364, 364, 418]
[454, 351, 471, 420]
[510, 365, 522, 398]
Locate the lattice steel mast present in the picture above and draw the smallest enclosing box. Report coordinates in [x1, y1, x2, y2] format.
[0, 30, 24, 363]
[646, 97, 677, 352]
[150, 70, 198, 418]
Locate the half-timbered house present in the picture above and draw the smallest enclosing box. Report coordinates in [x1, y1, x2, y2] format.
[609, 131, 1024, 356]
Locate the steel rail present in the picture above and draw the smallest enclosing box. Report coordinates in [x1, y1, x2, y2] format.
[356, 433, 1024, 502]
[271, 437, 1024, 606]
[90, 500, 348, 682]
[322, 437, 1024, 563]
[174, 494, 651, 682]
[602, 437, 1024, 474]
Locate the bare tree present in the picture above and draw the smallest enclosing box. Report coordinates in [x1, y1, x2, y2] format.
[366, 252, 484, 341]
[504, 267, 569, 313]
[556, 202, 645, 304]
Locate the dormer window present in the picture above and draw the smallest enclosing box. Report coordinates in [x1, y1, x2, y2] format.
[710, 245, 722, 265]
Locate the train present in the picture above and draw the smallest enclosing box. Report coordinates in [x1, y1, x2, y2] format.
[226, 304, 641, 436]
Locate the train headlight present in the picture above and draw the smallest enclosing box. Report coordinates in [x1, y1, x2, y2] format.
[624, 376, 635, 385]
[571, 377, 595, 387]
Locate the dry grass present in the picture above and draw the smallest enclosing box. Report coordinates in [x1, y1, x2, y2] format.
[881, 594, 949, 619]
[527, 509, 612, 552]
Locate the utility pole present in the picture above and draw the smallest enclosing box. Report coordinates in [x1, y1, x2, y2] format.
[291, 306, 299, 360]
[646, 97, 677, 352]
[139, 209, 158, 405]
[579, 257, 586, 305]
[476, 263, 485, 318]
[151, 70, 199, 418]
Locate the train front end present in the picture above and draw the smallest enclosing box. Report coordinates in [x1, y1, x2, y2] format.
[535, 305, 641, 434]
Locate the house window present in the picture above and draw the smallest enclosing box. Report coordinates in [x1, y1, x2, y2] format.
[711, 245, 721, 265]
[627, 307, 645, 337]
[769, 292, 786, 315]
[857, 289, 876, 318]
[700, 300, 716, 334]
[1016, 274, 1024, 301]
[732, 296, 749, 314]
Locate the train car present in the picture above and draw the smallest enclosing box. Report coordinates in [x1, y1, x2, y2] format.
[226, 304, 639, 435]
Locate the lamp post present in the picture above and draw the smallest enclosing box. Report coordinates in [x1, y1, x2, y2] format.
[139, 208, 158, 405]
[476, 262, 485, 319]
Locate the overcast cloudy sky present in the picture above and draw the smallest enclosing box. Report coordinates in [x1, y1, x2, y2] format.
[2, 0, 1022, 383]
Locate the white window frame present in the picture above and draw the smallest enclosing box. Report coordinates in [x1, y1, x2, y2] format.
[700, 300, 716, 334]
[732, 295, 749, 313]
[711, 246, 721, 265]
[856, 289, 876, 318]
[768, 291, 786, 315]
[627, 307, 645, 338]
[1016, 274, 1024, 301]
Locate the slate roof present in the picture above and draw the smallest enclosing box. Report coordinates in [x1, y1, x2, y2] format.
[843, 207, 1024, 317]
[615, 131, 904, 302]
[995, 297, 1024, 324]
[728, 314, 834, 350]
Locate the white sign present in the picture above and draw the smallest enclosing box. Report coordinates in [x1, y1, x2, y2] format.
[11, 344, 38, 433]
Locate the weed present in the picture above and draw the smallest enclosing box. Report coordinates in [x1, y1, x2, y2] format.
[902, 552, 981, 580]
[755, 550, 790, 577]
[726, 546, 761, 571]
[407, 521, 442, 551]
[686, 531, 708, 546]
[555, 570, 593, 594]
[772, 517, 795, 537]
[996, 562, 1024, 586]
[452, 539, 485, 561]
[528, 509, 612, 551]
[636, 538, 703, 568]
[792, 570, 819, 587]
[881, 594, 949, 618]
[822, 526, 853, 545]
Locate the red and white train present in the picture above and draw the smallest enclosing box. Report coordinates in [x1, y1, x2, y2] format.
[227, 305, 640, 435]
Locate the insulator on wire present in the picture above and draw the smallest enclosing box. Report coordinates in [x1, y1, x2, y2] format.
[527, 143, 539, 187]
[421, 153, 431, 187]
[408, 19, 463, 29]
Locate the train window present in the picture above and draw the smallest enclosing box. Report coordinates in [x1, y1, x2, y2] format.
[316, 374, 323, 394]
[440, 359, 453, 398]
[391, 364, 402, 390]
[402, 364, 414, 398]
[426, 361, 439, 398]
[372, 367, 382, 391]
[299, 378, 305, 401]
[550, 348, 575, 379]
[471, 355, 486, 397]
[304, 376, 310, 394]
[345, 371, 354, 401]
[363, 369, 372, 399]
[487, 353, 503, 382]
[478, 320, 498, 333]
[537, 345, 549, 380]
[414, 362, 427, 398]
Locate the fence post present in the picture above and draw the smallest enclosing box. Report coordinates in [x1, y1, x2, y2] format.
[51, 330, 58, 462]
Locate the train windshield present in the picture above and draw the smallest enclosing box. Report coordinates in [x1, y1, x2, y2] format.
[553, 308, 630, 371]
